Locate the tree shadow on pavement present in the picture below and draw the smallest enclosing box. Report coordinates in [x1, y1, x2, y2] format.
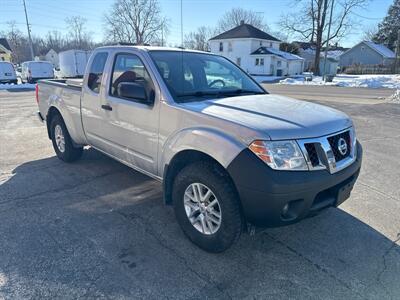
[0, 148, 399, 299]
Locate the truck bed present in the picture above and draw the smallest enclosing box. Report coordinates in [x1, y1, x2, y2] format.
[39, 78, 83, 90]
[37, 77, 86, 145]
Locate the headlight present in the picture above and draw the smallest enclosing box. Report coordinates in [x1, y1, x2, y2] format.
[249, 140, 308, 170]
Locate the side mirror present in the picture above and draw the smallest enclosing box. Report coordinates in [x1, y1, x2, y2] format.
[117, 82, 153, 104]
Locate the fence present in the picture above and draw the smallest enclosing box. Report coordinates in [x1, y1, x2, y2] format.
[342, 64, 397, 75]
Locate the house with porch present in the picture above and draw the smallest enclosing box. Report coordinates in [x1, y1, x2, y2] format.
[208, 22, 303, 76]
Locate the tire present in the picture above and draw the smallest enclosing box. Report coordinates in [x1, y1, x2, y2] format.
[50, 114, 83, 162]
[172, 161, 243, 253]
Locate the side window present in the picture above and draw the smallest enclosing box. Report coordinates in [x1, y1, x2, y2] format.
[87, 52, 108, 93]
[110, 53, 155, 103]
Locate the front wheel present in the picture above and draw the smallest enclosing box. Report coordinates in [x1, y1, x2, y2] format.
[50, 114, 83, 162]
[172, 162, 243, 252]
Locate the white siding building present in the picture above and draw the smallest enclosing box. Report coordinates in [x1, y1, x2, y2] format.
[209, 22, 303, 76]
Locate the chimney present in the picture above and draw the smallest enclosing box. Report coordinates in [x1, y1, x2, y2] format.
[240, 20, 244, 25]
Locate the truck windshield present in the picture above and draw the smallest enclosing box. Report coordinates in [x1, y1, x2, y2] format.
[149, 50, 266, 102]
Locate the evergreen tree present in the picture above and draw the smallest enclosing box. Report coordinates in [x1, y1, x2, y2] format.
[373, 0, 400, 50]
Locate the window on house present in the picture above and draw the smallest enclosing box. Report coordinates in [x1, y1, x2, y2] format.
[270, 42, 273, 47]
[260, 58, 264, 66]
[259, 41, 262, 46]
[228, 42, 232, 52]
[255, 58, 259, 66]
[219, 42, 223, 52]
[236, 57, 241, 66]
[277, 60, 282, 67]
[361, 46, 365, 51]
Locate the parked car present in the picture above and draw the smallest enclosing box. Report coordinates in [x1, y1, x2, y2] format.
[59, 49, 91, 78]
[36, 46, 362, 252]
[21, 61, 54, 83]
[0, 61, 18, 84]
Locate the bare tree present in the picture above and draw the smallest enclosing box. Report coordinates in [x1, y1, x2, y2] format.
[280, 0, 367, 75]
[103, 0, 167, 45]
[65, 16, 92, 49]
[45, 30, 66, 52]
[184, 27, 215, 51]
[363, 24, 378, 41]
[0, 21, 31, 63]
[217, 8, 269, 32]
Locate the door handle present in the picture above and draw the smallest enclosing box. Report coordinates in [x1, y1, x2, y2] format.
[101, 104, 112, 111]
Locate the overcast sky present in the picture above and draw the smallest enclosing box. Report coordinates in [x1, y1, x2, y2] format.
[0, 0, 393, 47]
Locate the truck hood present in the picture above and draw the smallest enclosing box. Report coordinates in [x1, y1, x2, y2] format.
[180, 94, 352, 140]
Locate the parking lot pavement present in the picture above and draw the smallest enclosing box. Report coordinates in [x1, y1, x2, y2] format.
[263, 84, 395, 104]
[1, 88, 399, 299]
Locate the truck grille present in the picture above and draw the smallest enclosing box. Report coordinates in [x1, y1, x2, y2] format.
[304, 143, 319, 166]
[298, 128, 356, 174]
[327, 131, 351, 162]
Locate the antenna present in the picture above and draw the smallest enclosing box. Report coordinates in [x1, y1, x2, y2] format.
[180, 0, 183, 47]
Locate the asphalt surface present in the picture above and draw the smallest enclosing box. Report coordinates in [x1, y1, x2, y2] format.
[263, 84, 395, 104]
[0, 86, 399, 299]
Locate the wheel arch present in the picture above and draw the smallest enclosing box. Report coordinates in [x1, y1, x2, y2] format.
[163, 149, 240, 207]
[46, 106, 63, 139]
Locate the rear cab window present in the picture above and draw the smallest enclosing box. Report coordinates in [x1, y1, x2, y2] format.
[87, 52, 108, 93]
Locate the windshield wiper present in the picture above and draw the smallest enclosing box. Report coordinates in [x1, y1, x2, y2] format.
[219, 89, 266, 96]
[176, 89, 265, 98]
[175, 91, 222, 98]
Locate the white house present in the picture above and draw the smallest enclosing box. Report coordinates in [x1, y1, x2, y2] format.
[209, 22, 304, 76]
[45, 49, 59, 69]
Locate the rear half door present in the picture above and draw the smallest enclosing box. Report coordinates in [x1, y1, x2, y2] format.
[81, 51, 110, 149]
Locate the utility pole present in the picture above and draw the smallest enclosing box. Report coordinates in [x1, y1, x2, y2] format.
[23, 0, 34, 60]
[161, 23, 164, 47]
[322, 0, 334, 81]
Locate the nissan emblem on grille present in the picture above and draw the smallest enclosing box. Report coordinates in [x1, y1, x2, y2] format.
[337, 138, 348, 155]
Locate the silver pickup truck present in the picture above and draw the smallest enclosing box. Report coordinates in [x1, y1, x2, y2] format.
[36, 46, 362, 252]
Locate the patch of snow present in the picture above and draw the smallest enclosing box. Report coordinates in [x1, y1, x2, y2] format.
[388, 90, 400, 103]
[265, 47, 303, 60]
[279, 74, 400, 89]
[0, 83, 36, 90]
[303, 48, 344, 59]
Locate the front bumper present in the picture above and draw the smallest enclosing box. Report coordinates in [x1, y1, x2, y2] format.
[227, 141, 363, 227]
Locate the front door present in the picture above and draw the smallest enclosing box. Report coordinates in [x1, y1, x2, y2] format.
[101, 51, 160, 176]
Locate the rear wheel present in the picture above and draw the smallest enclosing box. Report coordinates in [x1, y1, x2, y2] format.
[50, 114, 83, 162]
[172, 162, 243, 252]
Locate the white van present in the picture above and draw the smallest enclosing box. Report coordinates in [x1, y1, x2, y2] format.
[21, 61, 54, 83]
[0, 62, 18, 84]
[59, 50, 91, 78]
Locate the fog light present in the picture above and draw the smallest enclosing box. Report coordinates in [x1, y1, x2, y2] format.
[282, 204, 289, 217]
